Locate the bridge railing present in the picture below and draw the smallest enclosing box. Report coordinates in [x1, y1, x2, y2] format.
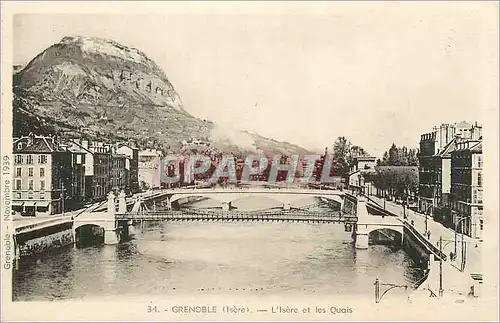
[15, 217, 73, 234]
[117, 208, 355, 223]
[403, 220, 447, 261]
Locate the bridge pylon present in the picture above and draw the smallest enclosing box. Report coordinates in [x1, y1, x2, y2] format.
[354, 195, 370, 249]
[104, 192, 119, 245]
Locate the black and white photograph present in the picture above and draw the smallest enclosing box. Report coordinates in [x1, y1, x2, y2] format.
[0, 1, 498, 321]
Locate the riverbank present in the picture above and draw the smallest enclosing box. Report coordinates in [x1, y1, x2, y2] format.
[368, 195, 482, 299]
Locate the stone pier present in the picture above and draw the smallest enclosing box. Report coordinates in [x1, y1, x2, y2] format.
[283, 202, 291, 211]
[354, 196, 369, 249]
[104, 192, 119, 245]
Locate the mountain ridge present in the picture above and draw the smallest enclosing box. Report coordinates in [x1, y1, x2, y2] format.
[13, 36, 316, 156]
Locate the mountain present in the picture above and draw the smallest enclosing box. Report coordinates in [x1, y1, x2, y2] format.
[13, 36, 314, 155]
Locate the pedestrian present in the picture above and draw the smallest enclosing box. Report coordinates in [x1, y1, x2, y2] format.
[467, 286, 475, 298]
[449, 251, 454, 261]
[427, 231, 431, 240]
[411, 220, 414, 226]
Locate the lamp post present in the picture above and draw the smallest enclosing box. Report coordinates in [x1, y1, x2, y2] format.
[374, 278, 409, 303]
[439, 236, 443, 297]
[454, 215, 468, 269]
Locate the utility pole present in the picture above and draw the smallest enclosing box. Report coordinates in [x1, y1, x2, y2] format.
[59, 181, 66, 216]
[461, 239, 466, 271]
[439, 236, 443, 297]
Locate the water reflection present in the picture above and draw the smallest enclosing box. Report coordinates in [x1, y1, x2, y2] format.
[13, 197, 423, 301]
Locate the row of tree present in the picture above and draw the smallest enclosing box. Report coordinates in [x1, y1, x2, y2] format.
[373, 143, 419, 200]
[377, 144, 418, 166]
[368, 167, 419, 201]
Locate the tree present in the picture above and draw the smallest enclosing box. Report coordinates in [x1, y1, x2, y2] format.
[332, 136, 351, 177]
[379, 144, 419, 167]
[331, 137, 370, 177]
[373, 166, 418, 200]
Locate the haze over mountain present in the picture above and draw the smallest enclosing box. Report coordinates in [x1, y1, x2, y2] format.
[13, 36, 315, 155]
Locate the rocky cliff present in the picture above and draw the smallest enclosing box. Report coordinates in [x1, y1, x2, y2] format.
[13, 36, 313, 155]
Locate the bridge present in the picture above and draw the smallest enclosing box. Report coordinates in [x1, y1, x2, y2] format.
[71, 189, 412, 250]
[90, 187, 345, 213]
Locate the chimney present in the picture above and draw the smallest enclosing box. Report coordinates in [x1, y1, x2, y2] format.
[82, 139, 89, 149]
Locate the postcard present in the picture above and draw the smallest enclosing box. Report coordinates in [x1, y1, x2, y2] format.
[1, 1, 498, 321]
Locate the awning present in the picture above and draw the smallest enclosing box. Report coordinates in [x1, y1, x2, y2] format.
[35, 202, 50, 208]
[22, 201, 38, 207]
[13, 201, 51, 207]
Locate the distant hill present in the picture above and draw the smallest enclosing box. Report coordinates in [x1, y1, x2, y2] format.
[13, 36, 315, 155]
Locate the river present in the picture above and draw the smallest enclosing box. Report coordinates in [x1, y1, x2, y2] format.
[13, 196, 424, 301]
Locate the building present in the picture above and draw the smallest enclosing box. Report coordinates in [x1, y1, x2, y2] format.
[418, 121, 482, 226]
[117, 143, 140, 194]
[67, 139, 94, 203]
[88, 141, 112, 202]
[138, 149, 162, 190]
[111, 152, 128, 193]
[347, 156, 376, 194]
[352, 156, 377, 172]
[12, 133, 85, 216]
[450, 139, 483, 239]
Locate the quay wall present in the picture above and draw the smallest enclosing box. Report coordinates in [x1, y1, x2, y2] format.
[402, 226, 430, 270]
[15, 222, 74, 257]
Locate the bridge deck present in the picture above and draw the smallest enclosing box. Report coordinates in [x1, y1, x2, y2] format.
[366, 199, 447, 260]
[117, 209, 356, 223]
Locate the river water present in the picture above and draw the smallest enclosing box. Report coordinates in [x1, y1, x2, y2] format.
[13, 196, 424, 301]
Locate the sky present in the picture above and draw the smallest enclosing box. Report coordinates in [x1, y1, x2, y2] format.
[12, 2, 498, 157]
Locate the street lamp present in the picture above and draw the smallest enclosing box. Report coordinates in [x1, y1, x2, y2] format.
[374, 278, 409, 303]
[454, 215, 468, 269]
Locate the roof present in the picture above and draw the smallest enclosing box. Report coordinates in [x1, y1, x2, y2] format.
[453, 139, 482, 153]
[67, 139, 93, 154]
[470, 141, 482, 153]
[375, 166, 418, 172]
[355, 156, 376, 161]
[13, 134, 66, 153]
[117, 143, 139, 150]
[435, 137, 457, 157]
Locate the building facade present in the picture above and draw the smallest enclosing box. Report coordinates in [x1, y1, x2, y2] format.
[117, 143, 140, 194]
[89, 142, 112, 202]
[111, 153, 128, 193]
[347, 156, 376, 193]
[138, 149, 162, 190]
[418, 121, 482, 230]
[450, 140, 483, 239]
[12, 134, 85, 216]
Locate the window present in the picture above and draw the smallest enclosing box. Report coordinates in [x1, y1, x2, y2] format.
[478, 173, 482, 187]
[28, 191, 33, 200]
[15, 179, 21, 190]
[15, 167, 21, 177]
[38, 155, 47, 164]
[15, 155, 23, 164]
[477, 155, 483, 168]
[480, 219, 483, 231]
[473, 189, 483, 204]
[40, 167, 45, 177]
[28, 167, 34, 177]
[27, 155, 34, 164]
[16, 192, 21, 199]
[40, 180, 45, 191]
[28, 180, 33, 190]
